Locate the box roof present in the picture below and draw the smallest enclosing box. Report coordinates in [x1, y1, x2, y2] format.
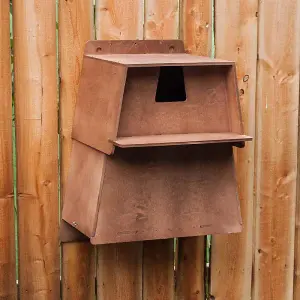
[85, 53, 234, 67]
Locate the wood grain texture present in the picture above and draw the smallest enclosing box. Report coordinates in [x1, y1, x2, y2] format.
[144, 0, 179, 39]
[95, 1, 144, 299]
[210, 1, 258, 300]
[176, 1, 212, 299]
[143, 2, 179, 299]
[176, 238, 205, 300]
[0, 1, 17, 299]
[13, 0, 59, 299]
[97, 243, 142, 300]
[96, 0, 143, 40]
[143, 239, 174, 300]
[254, 1, 300, 300]
[58, 0, 96, 299]
[180, 0, 212, 55]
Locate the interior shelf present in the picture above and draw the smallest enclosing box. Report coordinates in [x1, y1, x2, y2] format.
[111, 132, 252, 148]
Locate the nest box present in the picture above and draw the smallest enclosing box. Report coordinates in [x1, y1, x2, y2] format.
[61, 40, 252, 244]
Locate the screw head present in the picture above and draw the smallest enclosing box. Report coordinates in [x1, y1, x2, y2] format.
[72, 221, 78, 227]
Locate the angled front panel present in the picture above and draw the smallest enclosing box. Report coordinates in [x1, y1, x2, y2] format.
[72, 57, 127, 154]
[117, 65, 242, 138]
[91, 144, 242, 244]
[62, 140, 106, 237]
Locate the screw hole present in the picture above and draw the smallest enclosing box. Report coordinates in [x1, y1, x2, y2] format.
[239, 89, 245, 96]
[96, 47, 102, 52]
[169, 45, 175, 52]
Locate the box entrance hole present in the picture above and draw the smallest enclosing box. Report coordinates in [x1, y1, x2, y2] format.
[155, 66, 187, 102]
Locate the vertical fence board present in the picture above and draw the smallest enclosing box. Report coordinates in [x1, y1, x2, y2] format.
[143, 1, 179, 299]
[254, 0, 300, 299]
[144, 0, 179, 39]
[210, 1, 258, 299]
[0, 1, 17, 299]
[96, 1, 144, 299]
[180, 0, 212, 55]
[143, 240, 174, 300]
[13, 0, 60, 299]
[176, 1, 212, 299]
[59, 1, 96, 299]
[96, 0, 143, 40]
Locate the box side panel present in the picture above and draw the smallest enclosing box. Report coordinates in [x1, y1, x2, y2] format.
[62, 140, 106, 237]
[72, 57, 127, 154]
[117, 65, 232, 137]
[226, 65, 244, 133]
[91, 144, 242, 244]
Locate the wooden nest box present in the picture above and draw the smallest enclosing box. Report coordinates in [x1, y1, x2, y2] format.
[61, 40, 252, 244]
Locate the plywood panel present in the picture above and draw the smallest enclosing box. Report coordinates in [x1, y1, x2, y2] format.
[58, 0, 96, 299]
[95, 1, 144, 298]
[254, 1, 300, 299]
[118, 66, 236, 137]
[176, 1, 212, 299]
[145, 0, 179, 39]
[210, 1, 258, 300]
[0, 1, 17, 299]
[13, 0, 59, 298]
[92, 145, 241, 244]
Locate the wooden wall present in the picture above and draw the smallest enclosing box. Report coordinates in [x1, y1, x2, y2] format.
[0, 0, 299, 299]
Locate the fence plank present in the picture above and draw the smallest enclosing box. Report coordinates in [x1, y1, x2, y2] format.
[0, 1, 17, 299]
[142, 1, 179, 299]
[13, 0, 60, 299]
[59, 1, 96, 299]
[176, 1, 212, 299]
[144, 0, 179, 39]
[210, 1, 258, 300]
[254, 1, 300, 299]
[143, 240, 174, 300]
[96, 0, 143, 40]
[96, 1, 144, 299]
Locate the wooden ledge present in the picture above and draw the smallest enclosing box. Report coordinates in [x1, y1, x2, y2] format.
[110, 133, 252, 148]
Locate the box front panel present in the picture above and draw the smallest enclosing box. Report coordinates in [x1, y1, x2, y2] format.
[92, 144, 242, 244]
[118, 65, 235, 137]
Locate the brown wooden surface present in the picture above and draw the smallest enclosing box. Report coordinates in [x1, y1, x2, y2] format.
[0, 1, 16, 299]
[176, 1, 212, 299]
[143, 239, 174, 300]
[87, 53, 233, 66]
[112, 133, 252, 148]
[13, 0, 60, 298]
[96, 0, 143, 40]
[85, 40, 185, 55]
[180, 0, 212, 56]
[72, 58, 127, 154]
[118, 66, 241, 137]
[210, 1, 258, 299]
[92, 144, 241, 244]
[176, 238, 205, 300]
[62, 140, 106, 237]
[59, 1, 96, 299]
[97, 243, 142, 299]
[95, 1, 144, 299]
[144, 0, 179, 39]
[254, 1, 299, 299]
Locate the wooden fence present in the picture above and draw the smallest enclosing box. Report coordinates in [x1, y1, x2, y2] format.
[0, 0, 300, 299]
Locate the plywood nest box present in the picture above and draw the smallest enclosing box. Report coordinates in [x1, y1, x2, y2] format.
[61, 40, 252, 244]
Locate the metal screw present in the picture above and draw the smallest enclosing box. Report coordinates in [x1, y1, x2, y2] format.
[72, 221, 78, 227]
